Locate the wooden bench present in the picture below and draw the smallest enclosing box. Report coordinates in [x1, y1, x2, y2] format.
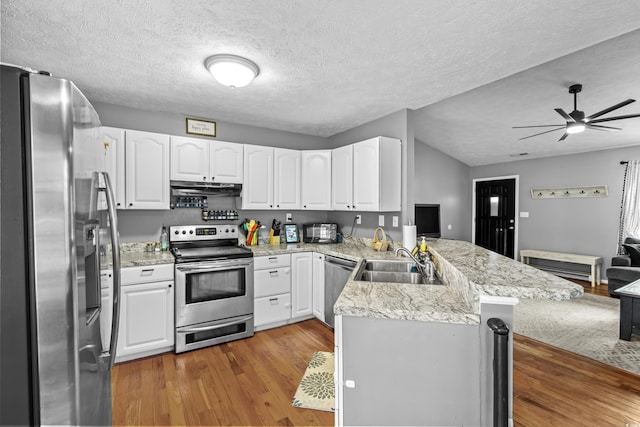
[520, 249, 603, 287]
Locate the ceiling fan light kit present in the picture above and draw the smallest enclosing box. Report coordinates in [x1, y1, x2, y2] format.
[514, 83, 640, 141]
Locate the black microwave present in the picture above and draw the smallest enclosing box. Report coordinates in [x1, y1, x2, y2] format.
[302, 223, 338, 243]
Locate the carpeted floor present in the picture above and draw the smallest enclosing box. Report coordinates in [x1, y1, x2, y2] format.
[292, 351, 335, 412]
[514, 293, 640, 375]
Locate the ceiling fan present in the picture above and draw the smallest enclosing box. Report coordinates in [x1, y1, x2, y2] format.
[513, 84, 640, 141]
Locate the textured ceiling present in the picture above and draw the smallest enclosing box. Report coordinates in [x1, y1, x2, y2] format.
[2, 1, 640, 165]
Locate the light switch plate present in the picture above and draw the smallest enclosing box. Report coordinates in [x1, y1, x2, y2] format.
[378, 215, 385, 226]
[286, 213, 293, 222]
[392, 216, 399, 227]
[356, 214, 362, 225]
[519, 212, 529, 218]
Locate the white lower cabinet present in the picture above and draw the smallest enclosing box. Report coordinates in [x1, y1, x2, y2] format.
[291, 252, 313, 319]
[116, 264, 174, 362]
[254, 252, 331, 331]
[312, 253, 325, 322]
[100, 270, 113, 353]
[254, 293, 292, 327]
[254, 254, 292, 330]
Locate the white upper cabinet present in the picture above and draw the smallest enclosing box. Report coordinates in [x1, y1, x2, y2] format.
[332, 144, 354, 210]
[242, 144, 274, 209]
[210, 141, 243, 183]
[170, 136, 209, 182]
[274, 148, 301, 210]
[341, 136, 402, 212]
[170, 137, 243, 184]
[97, 126, 124, 209]
[125, 130, 170, 210]
[301, 150, 332, 210]
[352, 138, 380, 211]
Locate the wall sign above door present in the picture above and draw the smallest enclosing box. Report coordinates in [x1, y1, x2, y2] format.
[530, 185, 608, 199]
[186, 118, 216, 137]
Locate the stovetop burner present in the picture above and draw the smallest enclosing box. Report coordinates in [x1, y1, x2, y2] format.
[169, 224, 253, 263]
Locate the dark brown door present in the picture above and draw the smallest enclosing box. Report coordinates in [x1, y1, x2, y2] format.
[475, 178, 516, 258]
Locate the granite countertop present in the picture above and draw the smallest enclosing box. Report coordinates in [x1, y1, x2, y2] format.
[102, 242, 175, 269]
[104, 236, 584, 326]
[250, 236, 584, 326]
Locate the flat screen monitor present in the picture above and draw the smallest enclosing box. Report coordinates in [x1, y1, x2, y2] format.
[415, 204, 441, 238]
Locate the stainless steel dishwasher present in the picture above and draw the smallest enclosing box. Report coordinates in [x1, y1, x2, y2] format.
[324, 255, 357, 328]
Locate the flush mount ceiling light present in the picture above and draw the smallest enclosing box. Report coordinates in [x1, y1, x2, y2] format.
[205, 54, 260, 88]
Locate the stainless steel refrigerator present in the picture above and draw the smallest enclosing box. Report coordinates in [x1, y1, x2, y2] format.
[1, 64, 121, 426]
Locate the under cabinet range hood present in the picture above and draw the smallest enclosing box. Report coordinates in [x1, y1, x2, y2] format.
[170, 180, 242, 197]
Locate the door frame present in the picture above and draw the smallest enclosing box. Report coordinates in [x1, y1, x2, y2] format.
[472, 175, 520, 260]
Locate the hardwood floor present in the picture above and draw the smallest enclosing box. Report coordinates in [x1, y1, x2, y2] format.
[564, 276, 611, 297]
[112, 319, 334, 426]
[513, 334, 640, 426]
[113, 295, 640, 426]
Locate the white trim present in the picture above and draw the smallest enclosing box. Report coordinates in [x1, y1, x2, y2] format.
[479, 295, 519, 306]
[472, 175, 520, 260]
[334, 315, 344, 427]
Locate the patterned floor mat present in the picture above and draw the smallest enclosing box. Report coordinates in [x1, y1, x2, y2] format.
[292, 351, 335, 412]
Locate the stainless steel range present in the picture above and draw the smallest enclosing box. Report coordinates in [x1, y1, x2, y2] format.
[170, 224, 254, 353]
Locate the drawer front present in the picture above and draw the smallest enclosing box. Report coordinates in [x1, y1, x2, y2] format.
[254, 254, 291, 270]
[254, 267, 291, 298]
[121, 263, 174, 285]
[254, 293, 291, 327]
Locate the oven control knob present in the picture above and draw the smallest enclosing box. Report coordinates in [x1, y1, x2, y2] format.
[189, 230, 194, 234]
[225, 229, 229, 233]
[182, 230, 186, 234]
[174, 230, 179, 235]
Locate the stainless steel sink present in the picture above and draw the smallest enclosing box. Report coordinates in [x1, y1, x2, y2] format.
[364, 260, 416, 272]
[358, 260, 444, 285]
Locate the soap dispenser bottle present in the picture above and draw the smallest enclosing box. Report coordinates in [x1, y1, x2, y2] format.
[420, 236, 427, 253]
[160, 225, 169, 251]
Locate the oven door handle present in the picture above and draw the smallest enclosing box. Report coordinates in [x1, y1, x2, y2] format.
[176, 261, 252, 273]
[179, 315, 253, 333]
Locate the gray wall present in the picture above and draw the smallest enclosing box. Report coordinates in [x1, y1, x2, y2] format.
[93, 101, 329, 149]
[93, 101, 330, 242]
[414, 139, 471, 241]
[471, 146, 640, 278]
[327, 109, 414, 243]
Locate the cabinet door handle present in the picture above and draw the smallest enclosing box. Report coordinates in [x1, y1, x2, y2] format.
[268, 257, 278, 262]
[269, 270, 279, 276]
[203, 176, 207, 181]
[141, 268, 155, 276]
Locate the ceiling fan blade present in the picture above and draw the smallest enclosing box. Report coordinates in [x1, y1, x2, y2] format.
[558, 132, 570, 141]
[512, 124, 565, 129]
[587, 99, 635, 120]
[517, 127, 565, 141]
[555, 108, 574, 122]
[589, 113, 640, 124]
[586, 124, 621, 131]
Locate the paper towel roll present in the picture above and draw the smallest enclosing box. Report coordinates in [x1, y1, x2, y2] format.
[402, 225, 417, 250]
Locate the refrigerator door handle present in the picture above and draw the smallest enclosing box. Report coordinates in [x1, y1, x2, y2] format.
[99, 172, 121, 369]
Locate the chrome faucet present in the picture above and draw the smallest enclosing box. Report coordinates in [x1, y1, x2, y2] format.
[394, 247, 436, 281]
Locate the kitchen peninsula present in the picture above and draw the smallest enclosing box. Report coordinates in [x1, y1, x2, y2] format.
[112, 236, 582, 426]
[252, 237, 583, 427]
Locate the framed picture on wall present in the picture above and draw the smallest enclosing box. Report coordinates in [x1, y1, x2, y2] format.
[284, 224, 299, 243]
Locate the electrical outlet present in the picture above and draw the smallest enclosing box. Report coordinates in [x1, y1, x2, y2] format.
[356, 214, 362, 225]
[392, 216, 399, 227]
[378, 215, 384, 226]
[286, 213, 293, 222]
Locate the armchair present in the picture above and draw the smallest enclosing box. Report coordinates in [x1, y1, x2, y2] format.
[606, 237, 640, 296]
